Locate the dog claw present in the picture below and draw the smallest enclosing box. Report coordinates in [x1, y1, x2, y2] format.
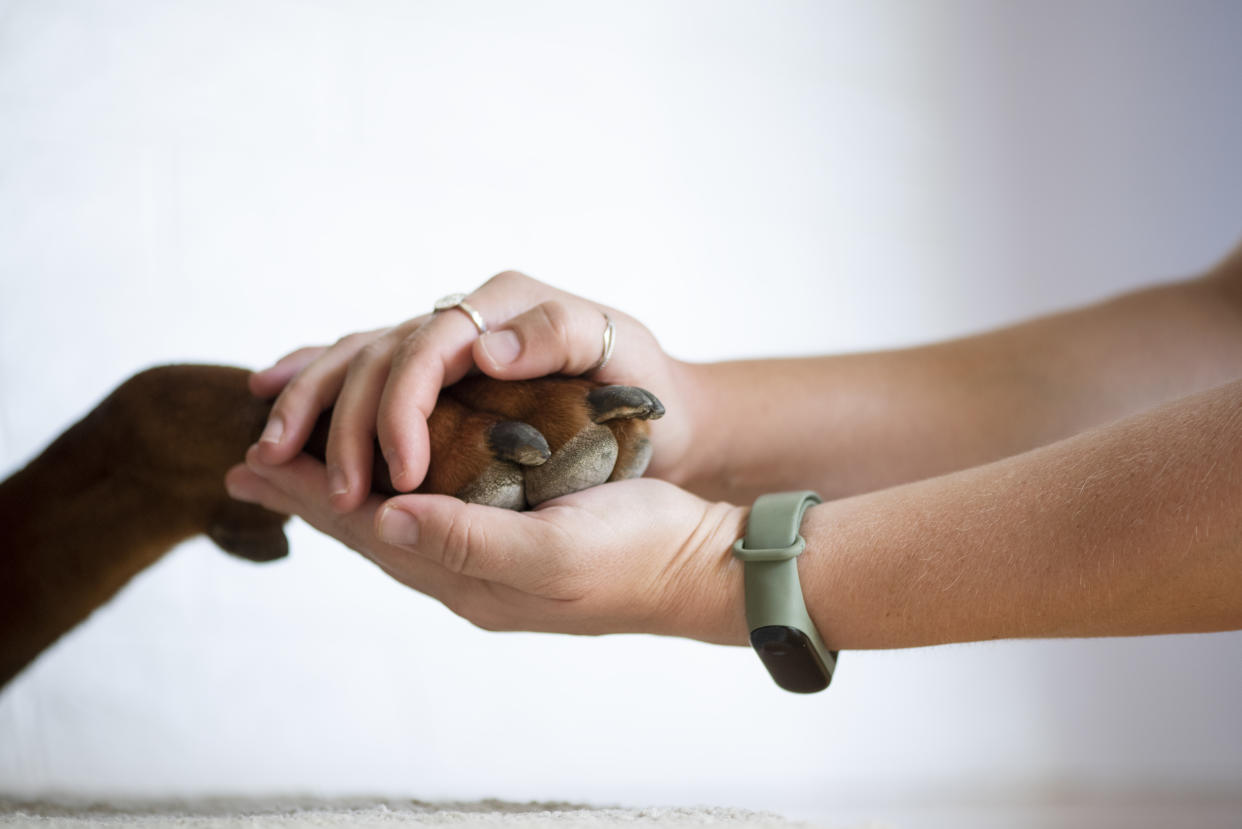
[488, 421, 552, 467]
[587, 385, 665, 424]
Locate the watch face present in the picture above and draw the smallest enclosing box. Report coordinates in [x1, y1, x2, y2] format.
[433, 292, 467, 311]
[750, 625, 833, 693]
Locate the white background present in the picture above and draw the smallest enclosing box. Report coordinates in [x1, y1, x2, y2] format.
[2, 1, 1241, 825]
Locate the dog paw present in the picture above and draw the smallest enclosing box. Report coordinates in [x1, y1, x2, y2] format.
[206, 500, 290, 562]
[77, 364, 292, 563]
[407, 375, 663, 509]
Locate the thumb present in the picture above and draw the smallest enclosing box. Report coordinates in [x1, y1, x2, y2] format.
[473, 300, 615, 378]
[376, 494, 570, 593]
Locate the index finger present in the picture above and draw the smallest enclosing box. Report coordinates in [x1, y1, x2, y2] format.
[374, 310, 484, 491]
[375, 276, 544, 491]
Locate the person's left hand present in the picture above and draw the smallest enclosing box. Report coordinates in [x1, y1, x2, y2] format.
[225, 449, 750, 645]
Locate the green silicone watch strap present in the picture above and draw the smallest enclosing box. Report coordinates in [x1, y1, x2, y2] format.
[732, 491, 837, 693]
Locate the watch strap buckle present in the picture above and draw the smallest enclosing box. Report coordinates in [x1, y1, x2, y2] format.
[731, 535, 806, 562]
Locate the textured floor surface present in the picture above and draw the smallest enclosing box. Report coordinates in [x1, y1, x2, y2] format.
[0, 798, 813, 829]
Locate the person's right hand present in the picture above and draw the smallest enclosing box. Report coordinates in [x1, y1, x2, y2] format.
[247, 271, 699, 512]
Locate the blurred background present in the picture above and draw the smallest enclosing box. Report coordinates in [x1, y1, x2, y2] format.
[2, 1, 1241, 826]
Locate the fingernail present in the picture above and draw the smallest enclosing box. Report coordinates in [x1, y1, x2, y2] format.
[327, 465, 349, 497]
[260, 416, 284, 445]
[378, 506, 420, 548]
[480, 330, 521, 365]
[225, 477, 248, 501]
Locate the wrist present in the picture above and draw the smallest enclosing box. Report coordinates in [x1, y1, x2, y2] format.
[710, 502, 752, 646]
[662, 358, 731, 492]
[659, 499, 750, 646]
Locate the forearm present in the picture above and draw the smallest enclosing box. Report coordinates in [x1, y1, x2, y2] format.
[775, 379, 1242, 649]
[677, 264, 1242, 502]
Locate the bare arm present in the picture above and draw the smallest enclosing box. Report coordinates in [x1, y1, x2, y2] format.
[249, 240, 1242, 515]
[762, 377, 1242, 648]
[677, 257, 1242, 502]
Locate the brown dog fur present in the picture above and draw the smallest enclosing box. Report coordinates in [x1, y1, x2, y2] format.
[0, 365, 657, 689]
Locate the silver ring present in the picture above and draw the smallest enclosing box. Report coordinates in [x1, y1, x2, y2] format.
[432, 292, 487, 335]
[587, 312, 615, 373]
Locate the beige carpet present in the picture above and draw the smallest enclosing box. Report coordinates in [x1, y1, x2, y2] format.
[0, 798, 815, 829]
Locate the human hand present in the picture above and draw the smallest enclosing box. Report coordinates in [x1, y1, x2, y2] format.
[247, 272, 697, 512]
[225, 448, 749, 645]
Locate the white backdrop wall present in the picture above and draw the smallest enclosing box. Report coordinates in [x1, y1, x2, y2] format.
[2, 0, 1241, 822]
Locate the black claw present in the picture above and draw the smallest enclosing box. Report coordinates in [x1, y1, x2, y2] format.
[488, 421, 551, 466]
[587, 385, 666, 424]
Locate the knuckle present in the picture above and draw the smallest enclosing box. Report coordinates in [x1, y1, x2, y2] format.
[438, 513, 477, 575]
[389, 328, 425, 370]
[325, 406, 357, 442]
[333, 331, 368, 351]
[394, 316, 425, 337]
[347, 338, 390, 374]
[486, 270, 528, 289]
[534, 300, 573, 350]
[271, 379, 312, 418]
[325, 415, 364, 455]
[376, 392, 426, 445]
[374, 406, 404, 444]
[284, 345, 322, 363]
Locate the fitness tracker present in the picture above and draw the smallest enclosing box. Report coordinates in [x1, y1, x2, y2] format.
[732, 491, 836, 693]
